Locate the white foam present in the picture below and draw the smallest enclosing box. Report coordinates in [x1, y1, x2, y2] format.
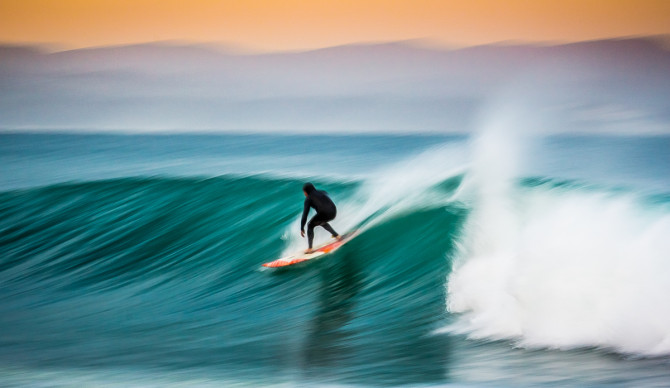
[445, 112, 670, 357]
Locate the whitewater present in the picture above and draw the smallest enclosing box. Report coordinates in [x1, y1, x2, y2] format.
[444, 117, 670, 358]
[1, 130, 669, 387]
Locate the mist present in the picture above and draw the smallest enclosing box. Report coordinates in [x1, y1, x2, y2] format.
[1, 37, 669, 134]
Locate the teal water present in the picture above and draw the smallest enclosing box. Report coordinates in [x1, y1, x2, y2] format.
[1, 133, 669, 387]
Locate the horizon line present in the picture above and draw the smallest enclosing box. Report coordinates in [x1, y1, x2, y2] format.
[3, 34, 670, 55]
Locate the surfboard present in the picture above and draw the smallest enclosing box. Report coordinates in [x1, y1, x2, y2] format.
[262, 231, 358, 268]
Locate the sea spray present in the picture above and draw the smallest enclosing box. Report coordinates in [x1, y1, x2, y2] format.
[445, 114, 670, 357]
[446, 107, 528, 338]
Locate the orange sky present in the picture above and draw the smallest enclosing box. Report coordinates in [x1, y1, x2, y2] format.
[1, 0, 670, 51]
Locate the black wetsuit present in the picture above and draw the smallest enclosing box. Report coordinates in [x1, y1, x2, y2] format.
[301, 188, 339, 249]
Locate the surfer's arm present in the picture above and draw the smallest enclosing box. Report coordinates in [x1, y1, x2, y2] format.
[300, 199, 311, 232]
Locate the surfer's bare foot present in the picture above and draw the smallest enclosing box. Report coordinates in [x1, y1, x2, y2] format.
[334, 235, 343, 241]
[305, 248, 314, 254]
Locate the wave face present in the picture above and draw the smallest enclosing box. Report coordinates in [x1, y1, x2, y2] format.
[0, 173, 466, 386]
[1, 133, 670, 386]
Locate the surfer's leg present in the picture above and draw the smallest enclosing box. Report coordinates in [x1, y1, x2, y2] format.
[307, 213, 333, 248]
[307, 222, 314, 249]
[321, 222, 339, 239]
[320, 211, 339, 238]
[307, 215, 322, 249]
[307, 224, 315, 249]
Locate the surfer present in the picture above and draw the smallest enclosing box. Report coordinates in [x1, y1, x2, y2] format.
[301, 182, 342, 253]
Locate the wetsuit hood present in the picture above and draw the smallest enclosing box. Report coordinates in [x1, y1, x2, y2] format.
[302, 182, 316, 194]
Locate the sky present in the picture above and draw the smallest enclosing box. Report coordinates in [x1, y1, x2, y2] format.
[1, 0, 670, 52]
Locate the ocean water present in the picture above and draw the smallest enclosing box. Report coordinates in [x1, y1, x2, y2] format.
[1, 131, 669, 387]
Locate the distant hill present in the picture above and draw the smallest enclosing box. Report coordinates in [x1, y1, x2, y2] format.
[1, 38, 668, 133]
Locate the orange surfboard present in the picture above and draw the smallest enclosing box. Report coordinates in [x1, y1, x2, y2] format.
[262, 231, 358, 268]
